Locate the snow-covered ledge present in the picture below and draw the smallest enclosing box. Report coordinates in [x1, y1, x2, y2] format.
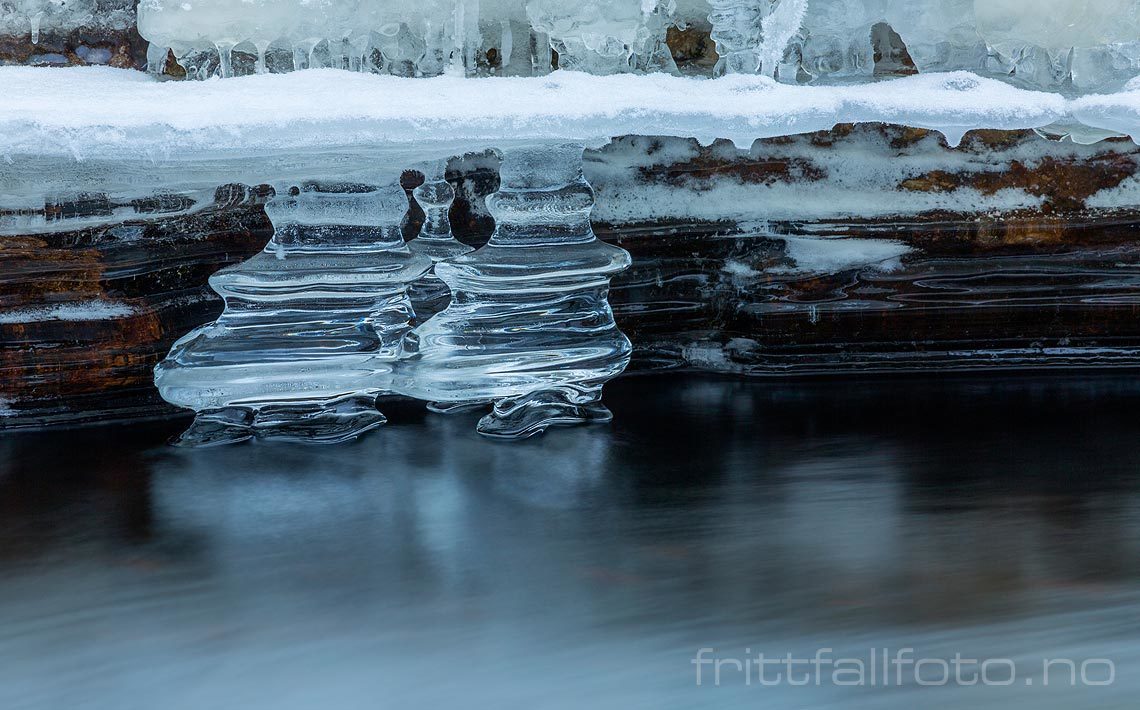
[7, 66, 1131, 159]
[5, 65, 1140, 208]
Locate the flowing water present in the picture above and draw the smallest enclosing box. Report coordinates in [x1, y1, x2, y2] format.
[1, 373, 1139, 709]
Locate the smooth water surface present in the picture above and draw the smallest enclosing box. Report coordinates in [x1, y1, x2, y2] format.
[1, 374, 1139, 709]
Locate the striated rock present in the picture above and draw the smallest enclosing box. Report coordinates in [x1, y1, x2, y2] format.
[0, 187, 272, 424]
[5, 127, 1140, 426]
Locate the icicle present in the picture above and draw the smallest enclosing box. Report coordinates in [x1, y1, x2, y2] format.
[759, 0, 808, 78]
[463, 0, 481, 75]
[255, 41, 269, 74]
[30, 11, 43, 45]
[708, 0, 765, 75]
[351, 34, 371, 73]
[327, 38, 344, 70]
[500, 20, 512, 69]
[447, 0, 467, 75]
[216, 41, 234, 78]
[146, 43, 168, 74]
[407, 159, 474, 321]
[533, 30, 552, 74]
[939, 127, 968, 149]
[308, 39, 320, 70]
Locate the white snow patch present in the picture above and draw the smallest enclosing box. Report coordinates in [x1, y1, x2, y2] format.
[0, 300, 135, 324]
[0, 397, 15, 417]
[773, 236, 914, 275]
[0, 67, 1075, 161]
[590, 181, 1045, 223]
[725, 337, 758, 353]
[722, 259, 762, 278]
[682, 342, 733, 369]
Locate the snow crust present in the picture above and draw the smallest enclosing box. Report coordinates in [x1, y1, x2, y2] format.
[0, 300, 136, 324]
[0, 66, 1098, 163]
[773, 236, 912, 275]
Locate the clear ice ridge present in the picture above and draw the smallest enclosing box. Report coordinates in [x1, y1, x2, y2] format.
[12, 66, 1140, 170]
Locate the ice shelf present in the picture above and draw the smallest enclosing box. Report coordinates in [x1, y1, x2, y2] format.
[8, 65, 1135, 164]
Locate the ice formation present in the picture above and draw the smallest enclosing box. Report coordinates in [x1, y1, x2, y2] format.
[127, 0, 1140, 91]
[151, 144, 633, 442]
[0, 0, 134, 42]
[707, 0, 769, 76]
[154, 182, 432, 446]
[406, 162, 474, 320]
[791, 0, 1140, 90]
[394, 144, 633, 438]
[707, 0, 807, 78]
[137, 0, 464, 76]
[13, 3, 1140, 441]
[526, 0, 677, 74]
[976, 0, 1140, 92]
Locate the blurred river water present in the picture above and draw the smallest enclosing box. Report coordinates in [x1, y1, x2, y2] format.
[1, 374, 1138, 709]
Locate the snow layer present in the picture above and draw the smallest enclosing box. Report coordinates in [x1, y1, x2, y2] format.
[0, 300, 135, 324]
[1074, 83, 1140, 143]
[773, 236, 912, 275]
[0, 66, 1082, 163]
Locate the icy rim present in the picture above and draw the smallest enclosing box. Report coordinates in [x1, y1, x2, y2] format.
[7, 66, 1140, 163]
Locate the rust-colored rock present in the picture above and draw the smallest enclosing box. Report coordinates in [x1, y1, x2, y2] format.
[666, 24, 718, 72]
[0, 27, 146, 70]
[1, 191, 272, 424]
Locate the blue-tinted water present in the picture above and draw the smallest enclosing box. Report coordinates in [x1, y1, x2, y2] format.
[1, 374, 1138, 709]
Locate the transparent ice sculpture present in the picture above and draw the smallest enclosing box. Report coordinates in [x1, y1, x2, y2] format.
[154, 182, 432, 446]
[526, 0, 678, 74]
[393, 144, 633, 439]
[407, 161, 474, 321]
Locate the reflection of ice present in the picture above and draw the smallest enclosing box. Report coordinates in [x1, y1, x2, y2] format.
[394, 143, 633, 438]
[155, 182, 431, 446]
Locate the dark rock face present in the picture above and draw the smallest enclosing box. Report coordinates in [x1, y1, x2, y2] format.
[1, 186, 273, 425]
[608, 225, 1140, 376]
[5, 127, 1140, 427]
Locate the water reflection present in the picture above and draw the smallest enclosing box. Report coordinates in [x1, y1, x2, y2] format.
[1, 374, 1139, 708]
